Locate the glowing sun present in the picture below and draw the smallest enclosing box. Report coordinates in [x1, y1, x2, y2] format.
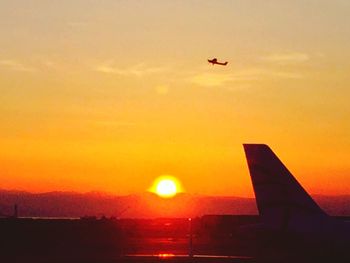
[149, 175, 183, 198]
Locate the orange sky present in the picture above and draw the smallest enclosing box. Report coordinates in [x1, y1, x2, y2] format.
[0, 1, 350, 197]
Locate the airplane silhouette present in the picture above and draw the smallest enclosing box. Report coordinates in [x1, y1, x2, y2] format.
[243, 144, 350, 261]
[208, 58, 228, 66]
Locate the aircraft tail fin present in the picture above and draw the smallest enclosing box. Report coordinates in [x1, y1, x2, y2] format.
[243, 144, 327, 230]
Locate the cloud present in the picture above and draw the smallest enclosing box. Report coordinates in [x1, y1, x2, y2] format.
[43, 60, 56, 68]
[95, 62, 167, 77]
[155, 85, 169, 95]
[189, 68, 302, 87]
[190, 73, 235, 87]
[0, 60, 37, 72]
[260, 52, 310, 64]
[234, 68, 303, 80]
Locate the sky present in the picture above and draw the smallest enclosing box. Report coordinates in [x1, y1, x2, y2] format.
[0, 0, 350, 197]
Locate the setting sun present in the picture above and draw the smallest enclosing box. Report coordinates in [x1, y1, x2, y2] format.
[149, 176, 183, 198]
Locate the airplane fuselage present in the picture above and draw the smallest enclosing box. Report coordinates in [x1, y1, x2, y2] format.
[208, 59, 228, 66]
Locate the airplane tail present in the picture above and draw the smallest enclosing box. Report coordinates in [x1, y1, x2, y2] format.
[243, 144, 327, 230]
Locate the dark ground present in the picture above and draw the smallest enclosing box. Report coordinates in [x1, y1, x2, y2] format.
[1, 216, 349, 263]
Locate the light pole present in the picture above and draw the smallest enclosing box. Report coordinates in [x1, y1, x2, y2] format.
[188, 218, 193, 258]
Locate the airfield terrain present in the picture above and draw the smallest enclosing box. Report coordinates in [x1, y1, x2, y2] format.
[1, 216, 350, 263]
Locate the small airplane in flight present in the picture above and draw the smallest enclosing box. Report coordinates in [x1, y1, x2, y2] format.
[208, 58, 228, 66]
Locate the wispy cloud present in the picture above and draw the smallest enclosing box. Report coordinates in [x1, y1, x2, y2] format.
[42, 60, 56, 68]
[190, 73, 235, 87]
[0, 60, 37, 72]
[189, 68, 303, 87]
[260, 52, 310, 64]
[154, 85, 169, 95]
[236, 68, 303, 80]
[95, 62, 167, 77]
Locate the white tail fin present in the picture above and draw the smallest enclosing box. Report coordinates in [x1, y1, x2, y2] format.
[243, 144, 327, 230]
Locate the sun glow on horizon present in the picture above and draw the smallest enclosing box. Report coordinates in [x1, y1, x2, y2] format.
[149, 176, 183, 198]
[0, 1, 350, 197]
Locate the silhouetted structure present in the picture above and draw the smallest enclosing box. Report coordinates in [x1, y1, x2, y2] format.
[13, 204, 18, 218]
